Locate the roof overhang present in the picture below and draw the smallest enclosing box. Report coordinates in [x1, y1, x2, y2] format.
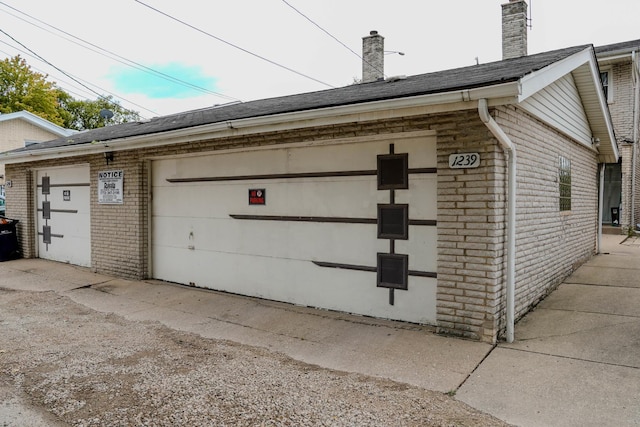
[0, 47, 618, 165]
[0, 110, 75, 137]
[519, 47, 618, 163]
[0, 82, 520, 165]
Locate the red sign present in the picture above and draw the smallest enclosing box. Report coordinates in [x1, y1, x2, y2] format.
[249, 189, 266, 205]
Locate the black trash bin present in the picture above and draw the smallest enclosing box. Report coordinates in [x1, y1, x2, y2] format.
[0, 218, 20, 261]
[611, 207, 620, 226]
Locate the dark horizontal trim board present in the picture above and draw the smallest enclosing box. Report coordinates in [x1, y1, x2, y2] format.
[312, 261, 437, 278]
[167, 168, 436, 183]
[37, 209, 79, 214]
[230, 214, 436, 226]
[37, 232, 64, 238]
[37, 183, 90, 188]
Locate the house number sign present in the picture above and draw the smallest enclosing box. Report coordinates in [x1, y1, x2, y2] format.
[449, 153, 480, 169]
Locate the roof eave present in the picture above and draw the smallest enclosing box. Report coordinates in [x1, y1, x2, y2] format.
[518, 47, 618, 163]
[0, 110, 76, 137]
[0, 82, 520, 165]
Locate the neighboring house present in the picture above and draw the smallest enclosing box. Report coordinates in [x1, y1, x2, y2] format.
[0, 110, 75, 189]
[595, 40, 640, 232]
[0, 0, 618, 343]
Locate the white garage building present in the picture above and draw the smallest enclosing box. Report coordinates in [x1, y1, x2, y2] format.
[2, 43, 617, 342]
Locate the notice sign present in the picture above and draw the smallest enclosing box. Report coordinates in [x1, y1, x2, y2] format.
[63, 190, 71, 201]
[98, 170, 124, 204]
[249, 188, 266, 205]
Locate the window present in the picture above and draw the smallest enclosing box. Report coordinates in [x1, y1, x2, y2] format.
[559, 156, 571, 211]
[600, 70, 612, 103]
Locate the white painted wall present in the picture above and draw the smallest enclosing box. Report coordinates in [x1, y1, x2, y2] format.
[152, 134, 437, 324]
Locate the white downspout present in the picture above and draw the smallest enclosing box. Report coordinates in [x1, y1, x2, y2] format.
[632, 50, 639, 232]
[598, 164, 605, 253]
[478, 99, 516, 343]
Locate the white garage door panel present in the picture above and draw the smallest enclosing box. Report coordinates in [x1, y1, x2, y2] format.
[159, 138, 436, 183]
[153, 247, 437, 324]
[397, 227, 438, 272]
[36, 166, 91, 267]
[152, 136, 438, 324]
[397, 176, 438, 219]
[153, 217, 388, 267]
[153, 178, 385, 219]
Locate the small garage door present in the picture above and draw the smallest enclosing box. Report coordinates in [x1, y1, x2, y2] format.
[36, 165, 91, 267]
[151, 134, 437, 324]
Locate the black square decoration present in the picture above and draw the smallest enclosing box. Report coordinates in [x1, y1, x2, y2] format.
[377, 204, 408, 240]
[377, 253, 408, 290]
[42, 201, 51, 220]
[43, 226, 52, 244]
[377, 153, 408, 190]
[41, 176, 50, 195]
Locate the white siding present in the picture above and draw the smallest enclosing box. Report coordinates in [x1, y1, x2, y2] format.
[520, 74, 592, 146]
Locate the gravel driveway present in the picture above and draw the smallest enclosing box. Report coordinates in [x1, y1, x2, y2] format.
[0, 288, 509, 426]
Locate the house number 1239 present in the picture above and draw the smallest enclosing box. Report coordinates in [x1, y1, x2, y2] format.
[449, 153, 480, 169]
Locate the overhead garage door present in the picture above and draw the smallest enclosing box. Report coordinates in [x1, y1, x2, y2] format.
[36, 165, 91, 267]
[151, 133, 437, 324]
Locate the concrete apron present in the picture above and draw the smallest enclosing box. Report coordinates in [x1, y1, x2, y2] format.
[3, 234, 638, 426]
[0, 257, 492, 395]
[458, 234, 640, 427]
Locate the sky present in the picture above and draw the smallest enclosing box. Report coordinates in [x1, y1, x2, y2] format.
[0, 0, 639, 120]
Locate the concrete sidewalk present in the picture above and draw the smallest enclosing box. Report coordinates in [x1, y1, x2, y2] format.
[458, 234, 640, 426]
[1, 233, 639, 425]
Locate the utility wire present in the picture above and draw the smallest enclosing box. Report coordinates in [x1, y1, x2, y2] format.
[0, 1, 240, 102]
[280, 0, 386, 79]
[0, 29, 158, 116]
[134, 0, 335, 89]
[0, 44, 108, 102]
[0, 37, 155, 118]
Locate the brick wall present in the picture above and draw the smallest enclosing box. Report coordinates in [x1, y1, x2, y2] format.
[620, 144, 634, 232]
[435, 110, 506, 342]
[609, 63, 634, 142]
[495, 105, 597, 320]
[4, 106, 600, 342]
[608, 62, 637, 232]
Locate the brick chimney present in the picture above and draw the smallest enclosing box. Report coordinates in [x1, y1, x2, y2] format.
[362, 30, 384, 83]
[502, 0, 528, 59]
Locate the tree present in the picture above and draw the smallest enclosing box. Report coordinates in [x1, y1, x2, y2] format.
[0, 55, 64, 125]
[0, 55, 140, 131]
[58, 93, 140, 131]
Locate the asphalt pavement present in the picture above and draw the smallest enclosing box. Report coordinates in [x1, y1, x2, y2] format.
[1, 233, 638, 426]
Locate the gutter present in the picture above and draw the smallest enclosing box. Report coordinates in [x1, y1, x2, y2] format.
[478, 98, 516, 343]
[0, 83, 520, 165]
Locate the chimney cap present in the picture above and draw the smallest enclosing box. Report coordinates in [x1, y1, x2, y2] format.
[369, 30, 378, 36]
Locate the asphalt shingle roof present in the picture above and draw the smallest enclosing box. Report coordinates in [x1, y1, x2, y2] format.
[16, 44, 590, 153]
[595, 39, 640, 55]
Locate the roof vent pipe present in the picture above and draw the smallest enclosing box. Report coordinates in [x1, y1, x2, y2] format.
[362, 30, 384, 83]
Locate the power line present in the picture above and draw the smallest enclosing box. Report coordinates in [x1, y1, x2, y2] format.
[0, 44, 105, 102]
[0, 29, 159, 116]
[280, 0, 386, 79]
[133, 0, 335, 89]
[0, 1, 240, 102]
